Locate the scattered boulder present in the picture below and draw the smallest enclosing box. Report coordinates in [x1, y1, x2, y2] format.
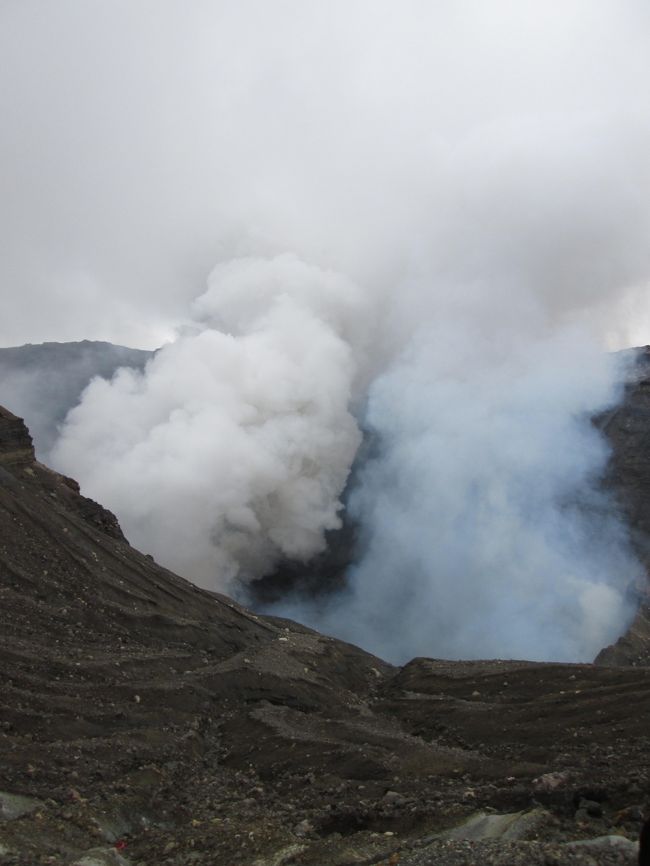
[71, 848, 132, 866]
[564, 834, 638, 853]
[438, 808, 552, 842]
[0, 791, 43, 821]
[533, 772, 571, 794]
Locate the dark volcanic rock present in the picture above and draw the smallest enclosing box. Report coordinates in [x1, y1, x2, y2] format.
[249, 517, 359, 604]
[596, 606, 650, 667]
[596, 347, 650, 666]
[1, 404, 650, 866]
[0, 406, 35, 467]
[600, 347, 650, 560]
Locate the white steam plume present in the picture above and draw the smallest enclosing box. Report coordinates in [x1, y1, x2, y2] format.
[32, 2, 650, 662]
[52, 255, 369, 586]
[49, 111, 650, 661]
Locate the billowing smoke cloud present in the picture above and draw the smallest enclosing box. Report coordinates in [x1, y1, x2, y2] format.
[7, 2, 650, 661]
[52, 255, 370, 585]
[274, 329, 638, 663]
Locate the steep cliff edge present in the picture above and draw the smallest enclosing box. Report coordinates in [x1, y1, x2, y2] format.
[0, 406, 35, 467]
[596, 347, 650, 666]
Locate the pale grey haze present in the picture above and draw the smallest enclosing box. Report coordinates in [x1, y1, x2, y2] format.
[2, 1, 650, 661]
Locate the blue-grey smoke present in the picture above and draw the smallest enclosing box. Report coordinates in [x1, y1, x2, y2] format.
[269, 327, 638, 662]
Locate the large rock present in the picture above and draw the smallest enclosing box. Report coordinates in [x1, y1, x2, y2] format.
[0, 790, 43, 820]
[0, 406, 35, 467]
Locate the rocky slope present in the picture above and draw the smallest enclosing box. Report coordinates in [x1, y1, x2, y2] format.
[1, 408, 650, 865]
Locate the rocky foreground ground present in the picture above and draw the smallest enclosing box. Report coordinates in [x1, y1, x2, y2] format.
[1, 403, 650, 865]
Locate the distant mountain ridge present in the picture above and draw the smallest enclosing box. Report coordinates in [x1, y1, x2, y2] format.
[0, 340, 153, 458]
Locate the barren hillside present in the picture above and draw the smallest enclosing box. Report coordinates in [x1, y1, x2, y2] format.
[0, 405, 649, 865]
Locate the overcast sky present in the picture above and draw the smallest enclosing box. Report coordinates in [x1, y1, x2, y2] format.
[4, 1, 650, 662]
[2, 1, 650, 349]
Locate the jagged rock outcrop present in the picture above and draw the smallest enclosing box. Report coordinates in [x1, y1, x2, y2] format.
[0, 406, 35, 467]
[600, 347, 650, 561]
[595, 347, 650, 666]
[596, 608, 650, 666]
[1, 406, 650, 865]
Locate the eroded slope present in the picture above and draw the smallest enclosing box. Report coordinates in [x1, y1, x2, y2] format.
[0, 406, 649, 866]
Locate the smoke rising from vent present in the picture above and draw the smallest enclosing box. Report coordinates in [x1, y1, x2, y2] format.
[272, 329, 638, 662]
[5, 2, 650, 660]
[53, 255, 369, 585]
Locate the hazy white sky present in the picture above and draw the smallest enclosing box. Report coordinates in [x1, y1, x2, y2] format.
[2, 0, 650, 348]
